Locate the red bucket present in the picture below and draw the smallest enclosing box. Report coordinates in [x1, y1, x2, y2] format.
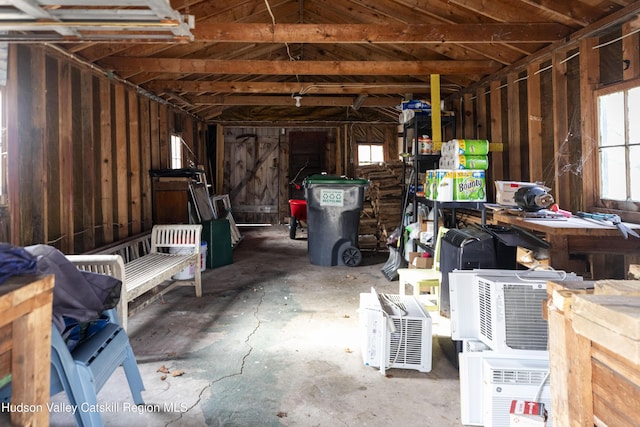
[289, 199, 307, 221]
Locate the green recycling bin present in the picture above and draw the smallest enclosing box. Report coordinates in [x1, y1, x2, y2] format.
[202, 218, 233, 269]
[303, 174, 369, 267]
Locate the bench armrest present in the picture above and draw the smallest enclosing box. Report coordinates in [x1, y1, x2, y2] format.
[65, 254, 126, 282]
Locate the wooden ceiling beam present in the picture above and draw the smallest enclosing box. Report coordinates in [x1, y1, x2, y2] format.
[146, 80, 443, 94]
[100, 58, 501, 75]
[192, 23, 571, 43]
[189, 95, 403, 107]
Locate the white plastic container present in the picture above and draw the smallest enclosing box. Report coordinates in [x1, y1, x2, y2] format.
[171, 241, 207, 279]
[171, 247, 194, 280]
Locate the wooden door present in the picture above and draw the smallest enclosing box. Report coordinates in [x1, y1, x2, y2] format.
[225, 130, 280, 224]
[288, 131, 327, 200]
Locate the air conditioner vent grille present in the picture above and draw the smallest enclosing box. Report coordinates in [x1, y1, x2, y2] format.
[386, 294, 408, 312]
[389, 318, 425, 365]
[490, 368, 548, 385]
[503, 284, 548, 351]
[478, 280, 493, 341]
[476, 277, 549, 352]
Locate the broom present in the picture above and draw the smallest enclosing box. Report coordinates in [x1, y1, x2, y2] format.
[381, 168, 413, 281]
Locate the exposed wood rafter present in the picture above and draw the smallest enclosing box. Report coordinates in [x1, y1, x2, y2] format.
[193, 23, 572, 43]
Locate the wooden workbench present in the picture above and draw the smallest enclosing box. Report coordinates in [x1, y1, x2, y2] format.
[0, 275, 54, 426]
[493, 213, 640, 278]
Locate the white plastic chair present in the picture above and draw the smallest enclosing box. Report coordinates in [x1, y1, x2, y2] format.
[397, 227, 449, 311]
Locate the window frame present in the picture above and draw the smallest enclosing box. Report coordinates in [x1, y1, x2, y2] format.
[595, 77, 640, 213]
[170, 133, 183, 169]
[356, 142, 385, 166]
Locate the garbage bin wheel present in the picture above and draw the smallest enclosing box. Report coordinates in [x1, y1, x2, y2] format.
[341, 246, 362, 267]
[289, 217, 297, 240]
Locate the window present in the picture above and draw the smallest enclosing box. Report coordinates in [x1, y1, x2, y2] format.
[597, 85, 640, 202]
[170, 133, 182, 169]
[357, 143, 384, 166]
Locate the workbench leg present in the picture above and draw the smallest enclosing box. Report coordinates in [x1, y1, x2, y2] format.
[547, 234, 570, 271]
[548, 234, 591, 277]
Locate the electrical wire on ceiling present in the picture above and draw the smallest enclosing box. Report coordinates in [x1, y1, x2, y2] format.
[263, 0, 293, 61]
[264, 0, 301, 71]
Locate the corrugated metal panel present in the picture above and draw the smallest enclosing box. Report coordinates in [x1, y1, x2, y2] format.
[0, 0, 193, 41]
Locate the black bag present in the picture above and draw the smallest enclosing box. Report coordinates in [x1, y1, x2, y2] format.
[0, 243, 38, 284]
[25, 245, 122, 350]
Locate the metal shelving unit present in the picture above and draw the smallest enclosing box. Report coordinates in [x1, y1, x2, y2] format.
[401, 112, 486, 254]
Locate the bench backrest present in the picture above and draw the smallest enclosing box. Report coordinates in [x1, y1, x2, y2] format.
[86, 232, 152, 263]
[151, 224, 203, 253]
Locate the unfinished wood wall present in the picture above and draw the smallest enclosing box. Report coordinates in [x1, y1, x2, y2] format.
[4, 44, 208, 253]
[452, 23, 640, 222]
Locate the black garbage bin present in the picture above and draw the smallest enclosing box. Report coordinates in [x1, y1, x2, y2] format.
[303, 174, 369, 266]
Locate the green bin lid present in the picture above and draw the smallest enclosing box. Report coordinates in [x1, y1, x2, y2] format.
[304, 174, 369, 186]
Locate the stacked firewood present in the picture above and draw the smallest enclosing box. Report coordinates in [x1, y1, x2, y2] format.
[356, 161, 405, 249]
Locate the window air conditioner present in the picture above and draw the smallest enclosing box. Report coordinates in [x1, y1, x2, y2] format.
[359, 289, 432, 375]
[449, 269, 581, 344]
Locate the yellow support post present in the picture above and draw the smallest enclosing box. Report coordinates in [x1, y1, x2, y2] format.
[430, 74, 441, 143]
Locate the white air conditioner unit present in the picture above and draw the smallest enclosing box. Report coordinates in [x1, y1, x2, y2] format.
[483, 357, 552, 427]
[459, 349, 549, 426]
[449, 269, 581, 343]
[476, 275, 550, 353]
[359, 290, 432, 375]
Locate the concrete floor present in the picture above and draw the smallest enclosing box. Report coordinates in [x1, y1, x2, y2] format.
[49, 225, 463, 426]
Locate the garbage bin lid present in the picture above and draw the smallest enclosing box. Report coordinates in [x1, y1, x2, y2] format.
[303, 174, 369, 186]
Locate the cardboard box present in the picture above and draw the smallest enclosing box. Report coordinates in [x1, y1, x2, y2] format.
[408, 252, 434, 269]
[419, 218, 433, 233]
[495, 181, 550, 206]
[509, 400, 547, 427]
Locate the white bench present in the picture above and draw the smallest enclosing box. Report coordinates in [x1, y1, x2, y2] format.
[68, 224, 203, 331]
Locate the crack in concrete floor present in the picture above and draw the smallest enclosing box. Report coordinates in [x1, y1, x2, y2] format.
[166, 285, 267, 427]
